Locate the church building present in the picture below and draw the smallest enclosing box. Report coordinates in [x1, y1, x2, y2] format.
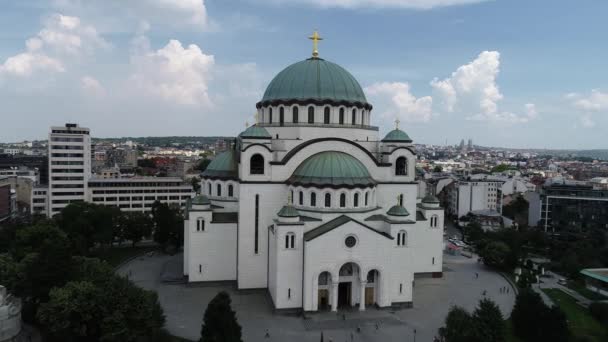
[183, 32, 444, 312]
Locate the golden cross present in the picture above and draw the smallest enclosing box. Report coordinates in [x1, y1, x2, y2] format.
[308, 30, 323, 58]
[395, 118, 400, 130]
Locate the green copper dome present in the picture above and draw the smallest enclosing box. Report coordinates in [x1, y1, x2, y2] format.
[260, 58, 369, 106]
[382, 129, 412, 143]
[422, 194, 440, 204]
[191, 195, 210, 205]
[288, 151, 375, 188]
[202, 150, 237, 179]
[239, 124, 271, 139]
[277, 205, 300, 218]
[387, 205, 410, 217]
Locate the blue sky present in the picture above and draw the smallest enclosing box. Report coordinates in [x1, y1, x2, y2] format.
[1, 0, 607, 149]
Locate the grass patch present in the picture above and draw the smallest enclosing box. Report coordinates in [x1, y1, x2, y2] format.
[92, 245, 159, 267]
[542, 288, 608, 342]
[567, 280, 608, 301]
[504, 318, 523, 342]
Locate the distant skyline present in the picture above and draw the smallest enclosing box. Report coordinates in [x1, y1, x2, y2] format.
[1, 0, 607, 149]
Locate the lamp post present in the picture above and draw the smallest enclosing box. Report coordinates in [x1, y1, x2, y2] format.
[413, 329, 417, 342]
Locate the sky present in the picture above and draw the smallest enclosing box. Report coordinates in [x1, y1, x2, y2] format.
[0, 0, 607, 149]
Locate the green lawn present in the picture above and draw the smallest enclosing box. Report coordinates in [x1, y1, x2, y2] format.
[92, 245, 160, 267]
[542, 288, 608, 342]
[567, 280, 608, 301]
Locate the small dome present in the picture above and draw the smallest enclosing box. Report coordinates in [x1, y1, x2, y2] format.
[387, 205, 410, 217]
[288, 151, 375, 188]
[239, 124, 271, 139]
[382, 129, 412, 143]
[277, 205, 300, 218]
[259, 58, 370, 107]
[422, 194, 440, 204]
[202, 150, 237, 179]
[191, 195, 210, 205]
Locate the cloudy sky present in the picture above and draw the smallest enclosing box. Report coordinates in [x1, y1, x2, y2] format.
[1, 0, 607, 149]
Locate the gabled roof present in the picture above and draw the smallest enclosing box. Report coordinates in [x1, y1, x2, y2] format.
[304, 215, 393, 241]
[202, 149, 238, 179]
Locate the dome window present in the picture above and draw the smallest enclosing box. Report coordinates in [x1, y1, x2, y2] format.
[352, 109, 356, 125]
[396, 157, 407, 176]
[324, 193, 331, 208]
[324, 107, 330, 124]
[310, 192, 317, 207]
[354, 193, 359, 207]
[365, 192, 369, 206]
[279, 107, 285, 126]
[299, 191, 304, 205]
[340, 193, 346, 208]
[228, 184, 234, 197]
[216, 183, 222, 197]
[308, 107, 314, 123]
[339, 108, 345, 125]
[268, 107, 273, 123]
[293, 107, 299, 123]
[250, 154, 265, 175]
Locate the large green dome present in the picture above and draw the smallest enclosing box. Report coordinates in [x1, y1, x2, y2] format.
[287, 151, 375, 188]
[202, 150, 237, 179]
[259, 58, 370, 108]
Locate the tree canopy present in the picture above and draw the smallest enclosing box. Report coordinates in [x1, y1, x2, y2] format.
[200, 291, 242, 342]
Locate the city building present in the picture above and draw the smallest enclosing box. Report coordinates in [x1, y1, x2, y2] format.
[444, 178, 504, 219]
[48, 123, 92, 216]
[183, 38, 444, 313]
[0, 154, 48, 185]
[580, 268, 608, 297]
[0, 179, 16, 222]
[31, 185, 48, 216]
[536, 179, 608, 232]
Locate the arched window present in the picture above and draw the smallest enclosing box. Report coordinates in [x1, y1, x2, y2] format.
[196, 217, 205, 232]
[361, 110, 365, 124]
[285, 232, 295, 249]
[353, 193, 359, 207]
[216, 183, 222, 197]
[340, 193, 346, 208]
[352, 109, 356, 124]
[250, 154, 264, 174]
[293, 106, 299, 123]
[310, 192, 317, 207]
[268, 107, 273, 123]
[324, 107, 330, 124]
[308, 107, 314, 123]
[397, 230, 407, 246]
[365, 192, 369, 206]
[299, 191, 304, 205]
[324, 193, 331, 208]
[207, 183, 211, 195]
[396, 157, 407, 175]
[279, 107, 284, 126]
[228, 184, 234, 197]
[431, 215, 439, 228]
[339, 108, 344, 124]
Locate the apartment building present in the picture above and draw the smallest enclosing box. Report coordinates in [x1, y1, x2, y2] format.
[445, 178, 504, 219]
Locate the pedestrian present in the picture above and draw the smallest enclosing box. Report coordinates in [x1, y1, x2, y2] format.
[357, 325, 361, 333]
[350, 332, 354, 341]
[375, 322, 379, 331]
[265, 329, 270, 338]
[483, 290, 487, 296]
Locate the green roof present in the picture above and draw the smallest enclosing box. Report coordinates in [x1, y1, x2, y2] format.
[387, 205, 410, 217]
[261, 58, 368, 105]
[288, 151, 375, 187]
[422, 194, 440, 204]
[202, 150, 237, 179]
[580, 268, 608, 283]
[304, 215, 393, 241]
[191, 195, 210, 205]
[239, 124, 271, 139]
[277, 205, 300, 217]
[382, 129, 412, 142]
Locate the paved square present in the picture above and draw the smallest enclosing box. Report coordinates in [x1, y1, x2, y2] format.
[118, 252, 514, 342]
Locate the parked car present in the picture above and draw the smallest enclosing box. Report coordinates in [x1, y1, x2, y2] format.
[557, 278, 567, 285]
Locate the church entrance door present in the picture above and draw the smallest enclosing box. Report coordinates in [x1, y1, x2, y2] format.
[318, 289, 329, 310]
[338, 282, 351, 307]
[365, 287, 374, 306]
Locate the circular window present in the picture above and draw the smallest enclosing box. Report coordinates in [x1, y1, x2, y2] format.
[345, 236, 357, 248]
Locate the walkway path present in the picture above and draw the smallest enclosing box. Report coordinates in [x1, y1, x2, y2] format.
[118, 251, 515, 342]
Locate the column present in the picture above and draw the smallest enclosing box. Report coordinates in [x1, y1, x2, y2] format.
[359, 280, 367, 311]
[331, 282, 339, 312]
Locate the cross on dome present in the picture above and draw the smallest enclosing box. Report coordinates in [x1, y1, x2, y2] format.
[308, 30, 323, 58]
[395, 118, 400, 130]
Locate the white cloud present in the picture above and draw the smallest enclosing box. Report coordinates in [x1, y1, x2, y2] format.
[580, 115, 595, 128]
[266, 0, 488, 9]
[567, 89, 607, 129]
[52, 0, 209, 31]
[129, 39, 215, 106]
[81, 76, 105, 97]
[430, 51, 535, 123]
[0, 13, 106, 78]
[365, 82, 433, 122]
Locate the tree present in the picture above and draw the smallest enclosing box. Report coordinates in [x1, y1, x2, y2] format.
[200, 291, 242, 342]
[438, 306, 478, 342]
[197, 158, 211, 172]
[120, 212, 153, 247]
[463, 222, 484, 245]
[511, 289, 569, 342]
[191, 177, 201, 193]
[473, 298, 504, 342]
[479, 241, 512, 271]
[151, 201, 184, 250]
[433, 165, 443, 173]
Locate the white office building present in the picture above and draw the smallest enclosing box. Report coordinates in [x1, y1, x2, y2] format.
[445, 179, 504, 219]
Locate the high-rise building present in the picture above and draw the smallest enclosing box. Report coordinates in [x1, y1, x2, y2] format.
[467, 139, 473, 150]
[48, 123, 91, 216]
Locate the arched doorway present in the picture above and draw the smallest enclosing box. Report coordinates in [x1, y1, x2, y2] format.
[317, 271, 332, 311]
[338, 262, 361, 308]
[365, 269, 380, 306]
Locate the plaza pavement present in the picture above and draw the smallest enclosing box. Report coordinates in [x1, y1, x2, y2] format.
[117, 252, 515, 342]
